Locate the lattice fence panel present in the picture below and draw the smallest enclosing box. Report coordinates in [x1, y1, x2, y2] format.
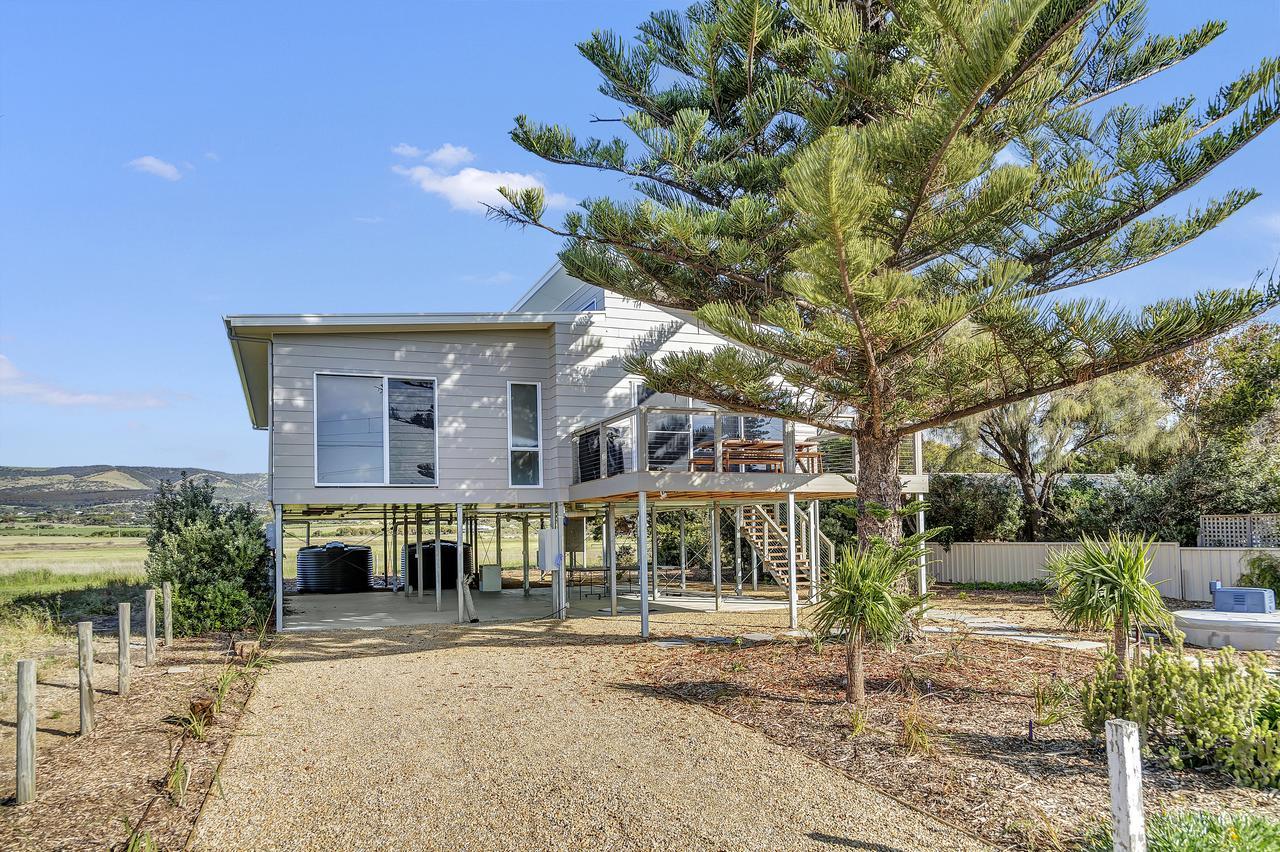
[1198, 514, 1280, 547]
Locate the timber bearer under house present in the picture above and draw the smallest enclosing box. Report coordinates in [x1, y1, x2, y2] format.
[225, 263, 930, 636]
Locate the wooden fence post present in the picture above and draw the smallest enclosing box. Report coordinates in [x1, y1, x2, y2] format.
[78, 621, 94, 735]
[162, 581, 173, 646]
[17, 659, 36, 804]
[1106, 718, 1147, 852]
[118, 602, 131, 696]
[144, 589, 156, 666]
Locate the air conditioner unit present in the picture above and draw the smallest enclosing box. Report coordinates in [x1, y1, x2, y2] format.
[1210, 581, 1275, 614]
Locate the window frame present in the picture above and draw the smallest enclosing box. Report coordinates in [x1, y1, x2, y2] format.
[506, 380, 543, 489]
[313, 371, 440, 488]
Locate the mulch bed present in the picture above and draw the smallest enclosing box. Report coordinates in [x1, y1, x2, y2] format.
[639, 633, 1279, 850]
[2, 636, 266, 851]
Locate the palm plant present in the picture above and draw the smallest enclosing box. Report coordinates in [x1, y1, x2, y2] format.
[1046, 532, 1173, 675]
[808, 541, 925, 705]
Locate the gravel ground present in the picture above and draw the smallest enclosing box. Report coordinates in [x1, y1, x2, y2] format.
[193, 609, 988, 851]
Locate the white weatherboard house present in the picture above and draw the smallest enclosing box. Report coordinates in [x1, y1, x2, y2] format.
[226, 264, 929, 635]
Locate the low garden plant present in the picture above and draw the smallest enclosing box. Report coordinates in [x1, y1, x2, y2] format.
[952, 580, 1047, 593]
[1238, 552, 1280, 597]
[1080, 811, 1280, 852]
[1080, 648, 1280, 789]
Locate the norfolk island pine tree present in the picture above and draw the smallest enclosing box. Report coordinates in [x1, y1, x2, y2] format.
[492, 0, 1280, 549]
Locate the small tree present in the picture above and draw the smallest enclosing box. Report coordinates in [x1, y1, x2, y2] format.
[943, 372, 1168, 541]
[1046, 532, 1173, 675]
[145, 476, 272, 635]
[807, 540, 925, 704]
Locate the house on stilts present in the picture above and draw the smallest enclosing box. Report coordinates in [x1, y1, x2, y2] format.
[224, 264, 929, 635]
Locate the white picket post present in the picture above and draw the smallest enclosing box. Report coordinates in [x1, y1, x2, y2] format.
[1106, 718, 1147, 852]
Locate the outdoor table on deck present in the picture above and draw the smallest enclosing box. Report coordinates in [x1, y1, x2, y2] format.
[687, 439, 824, 473]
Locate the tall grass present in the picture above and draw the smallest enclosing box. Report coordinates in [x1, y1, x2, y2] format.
[0, 567, 146, 600]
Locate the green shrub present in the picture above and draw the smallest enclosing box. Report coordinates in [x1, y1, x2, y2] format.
[952, 580, 1047, 592]
[1238, 552, 1280, 597]
[1079, 811, 1280, 851]
[918, 474, 1022, 544]
[1080, 648, 1280, 788]
[144, 477, 271, 635]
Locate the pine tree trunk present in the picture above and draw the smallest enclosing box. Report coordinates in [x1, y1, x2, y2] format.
[855, 432, 902, 548]
[1112, 616, 1130, 678]
[848, 625, 865, 705]
[1018, 479, 1040, 542]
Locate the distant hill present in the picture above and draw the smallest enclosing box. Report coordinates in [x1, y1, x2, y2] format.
[0, 465, 267, 515]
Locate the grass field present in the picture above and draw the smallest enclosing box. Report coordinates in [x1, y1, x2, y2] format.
[0, 524, 149, 670]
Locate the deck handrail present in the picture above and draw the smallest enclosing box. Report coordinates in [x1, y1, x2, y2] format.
[567, 404, 929, 485]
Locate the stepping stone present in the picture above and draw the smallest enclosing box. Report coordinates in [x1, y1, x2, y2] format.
[739, 632, 775, 644]
[781, 629, 813, 639]
[166, 666, 193, 674]
[652, 640, 688, 649]
[1052, 640, 1106, 651]
[692, 636, 735, 645]
[997, 634, 1056, 645]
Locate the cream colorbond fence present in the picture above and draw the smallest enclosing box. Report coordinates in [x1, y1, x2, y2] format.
[1178, 548, 1272, 600]
[927, 542, 1278, 602]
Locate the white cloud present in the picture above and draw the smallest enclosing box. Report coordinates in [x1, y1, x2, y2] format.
[126, 155, 182, 181]
[0, 355, 168, 409]
[204, 151, 220, 161]
[425, 143, 475, 169]
[395, 164, 572, 214]
[392, 142, 425, 158]
[1259, 212, 1280, 236]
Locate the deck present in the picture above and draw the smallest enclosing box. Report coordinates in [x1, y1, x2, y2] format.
[567, 403, 927, 506]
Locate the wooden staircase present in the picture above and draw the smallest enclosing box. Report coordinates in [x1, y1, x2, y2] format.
[739, 504, 813, 593]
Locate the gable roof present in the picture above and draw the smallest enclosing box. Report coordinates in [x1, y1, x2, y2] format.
[510, 263, 602, 312]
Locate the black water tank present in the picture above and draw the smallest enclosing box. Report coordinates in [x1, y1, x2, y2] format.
[296, 542, 374, 593]
[401, 540, 472, 589]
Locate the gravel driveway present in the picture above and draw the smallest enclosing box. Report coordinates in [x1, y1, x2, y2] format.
[193, 611, 988, 851]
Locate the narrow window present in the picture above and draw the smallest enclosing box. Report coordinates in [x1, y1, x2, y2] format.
[387, 378, 437, 485]
[508, 382, 542, 487]
[315, 374, 385, 484]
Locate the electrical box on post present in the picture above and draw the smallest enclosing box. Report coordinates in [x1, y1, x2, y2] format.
[538, 529, 561, 576]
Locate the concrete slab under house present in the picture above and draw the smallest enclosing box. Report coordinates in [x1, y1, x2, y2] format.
[225, 263, 931, 638]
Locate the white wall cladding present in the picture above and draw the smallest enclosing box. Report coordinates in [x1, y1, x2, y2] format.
[543, 292, 726, 493]
[268, 290, 845, 505]
[271, 329, 554, 505]
[928, 542, 1280, 602]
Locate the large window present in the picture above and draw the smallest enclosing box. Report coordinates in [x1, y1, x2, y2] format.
[507, 382, 542, 487]
[315, 373, 437, 486]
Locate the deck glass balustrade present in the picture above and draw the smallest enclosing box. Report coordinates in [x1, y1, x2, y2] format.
[570, 405, 920, 484]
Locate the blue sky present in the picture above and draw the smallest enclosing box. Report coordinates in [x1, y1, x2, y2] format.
[1, 2, 1277, 473]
